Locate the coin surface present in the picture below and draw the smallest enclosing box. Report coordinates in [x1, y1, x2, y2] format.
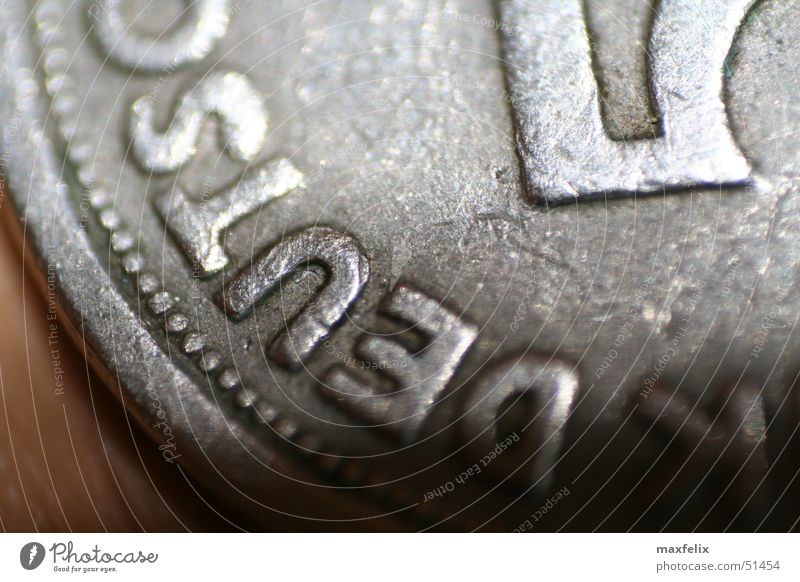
[1, 0, 799, 531]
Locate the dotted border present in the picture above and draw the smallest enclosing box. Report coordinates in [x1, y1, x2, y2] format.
[33, 0, 434, 516]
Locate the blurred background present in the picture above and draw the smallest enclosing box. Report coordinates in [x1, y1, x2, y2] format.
[0, 196, 233, 531]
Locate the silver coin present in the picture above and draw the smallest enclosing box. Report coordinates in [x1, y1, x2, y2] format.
[1, 0, 798, 531]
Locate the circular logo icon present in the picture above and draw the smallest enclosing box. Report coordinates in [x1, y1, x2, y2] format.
[19, 542, 45, 570]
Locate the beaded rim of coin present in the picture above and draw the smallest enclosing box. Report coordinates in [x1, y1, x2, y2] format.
[31, 0, 453, 521]
[1, 0, 417, 530]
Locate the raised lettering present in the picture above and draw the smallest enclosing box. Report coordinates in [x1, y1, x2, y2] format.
[458, 355, 579, 497]
[219, 228, 369, 369]
[93, 0, 232, 73]
[320, 285, 478, 443]
[501, 0, 756, 203]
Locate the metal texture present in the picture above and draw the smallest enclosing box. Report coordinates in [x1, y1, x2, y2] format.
[502, 0, 754, 203]
[1, 0, 799, 531]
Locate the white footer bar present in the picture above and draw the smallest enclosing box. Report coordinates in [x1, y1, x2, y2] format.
[0, 533, 795, 580]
